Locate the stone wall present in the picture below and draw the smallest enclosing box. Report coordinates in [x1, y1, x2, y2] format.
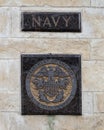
[0, 0, 104, 130]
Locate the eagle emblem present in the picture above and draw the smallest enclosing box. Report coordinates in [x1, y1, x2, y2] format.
[32, 65, 70, 103]
[26, 59, 75, 110]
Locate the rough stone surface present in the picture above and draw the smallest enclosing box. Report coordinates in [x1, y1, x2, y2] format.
[8, 113, 48, 130]
[81, 8, 104, 38]
[0, 38, 90, 60]
[0, 0, 21, 6]
[0, 113, 10, 130]
[0, 112, 48, 130]
[20, 0, 90, 6]
[94, 92, 104, 113]
[0, 0, 90, 6]
[53, 115, 104, 130]
[77, 115, 104, 130]
[53, 116, 78, 130]
[1, 113, 104, 130]
[91, 39, 104, 60]
[91, 0, 104, 7]
[0, 8, 11, 37]
[0, 92, 19, 111]
[82, 92, 93, 114]
[82, 61, 104, 91]
[0, 60, 20, 91]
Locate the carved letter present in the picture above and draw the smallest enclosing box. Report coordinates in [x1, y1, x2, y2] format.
[51, 16, 60, 27]
[43, 17, 51, 27]
[62, 16, 70, 27]
[32, 15, 41, 27]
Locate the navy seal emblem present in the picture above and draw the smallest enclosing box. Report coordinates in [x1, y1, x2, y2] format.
[26, 59, 77, 110]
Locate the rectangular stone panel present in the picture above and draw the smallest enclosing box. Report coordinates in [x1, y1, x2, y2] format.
[0, 8, 11, 37]
[0, 60, 20, 91]
[0, 38, 90, 60]
[91, 39, 104, 60]
[82, 61, 104, 91]
[82, 92, 93, 114]
[53, 115, 104, 130]
[21, 54, 82, 115]
[0, 0, 90, 6]
[94, 92, 104, 113]
[21, 12, 81, 32]
[77, 115, 104, 130]
[0, 92, 19, 111]
[91, 0, 104, 7]
[0, 112, 48, 130]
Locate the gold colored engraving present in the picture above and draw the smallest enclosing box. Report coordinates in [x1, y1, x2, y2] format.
[29, 63, 72, 107]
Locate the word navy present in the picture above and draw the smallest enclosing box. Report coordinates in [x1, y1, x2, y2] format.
[32, 15, 71, 28]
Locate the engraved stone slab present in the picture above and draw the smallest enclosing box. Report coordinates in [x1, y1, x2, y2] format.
[21, 54, 82, 115]
[21, 12, 81, 32]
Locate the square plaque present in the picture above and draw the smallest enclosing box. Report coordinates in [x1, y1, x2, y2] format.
[21, 54, 82, 115]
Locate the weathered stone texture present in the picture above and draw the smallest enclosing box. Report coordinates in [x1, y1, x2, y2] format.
[77, 115, 104, 130]
[91, 0, 104, 7]
[94, 92, 104, 113]
[22, 0, 90, 6]
[1, 113, 104, 130]
[0, 113, 48, 130]
[0, 113, 10, 130]
[0, 0, 21, 6]
[80, 8, 104, 38]
[0, 0, 90, 6]
[0, 92, 19, 111]
[53, 116, 78, 130]
[53, 115, 104, 130]
[0, 60, 20, 91]
[82, 92, 93, 114]
[91, 39, 104, 60]
[82, 61, 104, 91]
[0, 38, 90, 60]
[0, 8, 11, 37]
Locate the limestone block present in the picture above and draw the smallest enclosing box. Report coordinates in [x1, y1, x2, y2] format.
[0, 113, 10, 130]
[1, 113, 103, 130]
[0, 60, 20, 91]
[8, 113, 48, 130]
[0, 92, 19, 111]
[0, 8, 11, 37]
[91, 39, 104, 60]
[77, 115, 104, 130]
[0, 38, 90, 60]
[20, 0, 90, 6]
[54, 115, 104, 130]
[0, 0, 90, 6]
[94, 92, 104, 112]
[0, 0, 21, 6]
[82, 8, 104, 38]
[53, 116, 78, 130]
[82, 61, 104, 91]
[82, 92, 93, 115]
[91, 0, 104, 7]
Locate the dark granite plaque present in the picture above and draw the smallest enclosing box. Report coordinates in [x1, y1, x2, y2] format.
[21, 54, 82, 115]
[21, 12, 81, 32]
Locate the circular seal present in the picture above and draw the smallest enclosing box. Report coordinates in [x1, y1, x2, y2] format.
[26, 59, 77, 110]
